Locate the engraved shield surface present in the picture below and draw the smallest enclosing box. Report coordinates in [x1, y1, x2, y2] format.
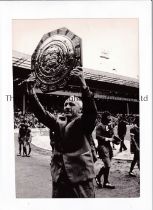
[31, 27, 82, 92]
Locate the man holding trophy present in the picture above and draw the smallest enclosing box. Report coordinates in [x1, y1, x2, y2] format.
[26, 28, 97, 198]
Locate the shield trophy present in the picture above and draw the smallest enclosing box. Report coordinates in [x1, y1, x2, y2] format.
[31, 27, 82, 92]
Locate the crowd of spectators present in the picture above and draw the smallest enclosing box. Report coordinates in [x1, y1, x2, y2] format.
[14, 108, 138, 129]
[97, 112, 138, 126]
[14, 111, 46, 129]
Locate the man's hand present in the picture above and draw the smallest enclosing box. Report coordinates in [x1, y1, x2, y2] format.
[112, 136, 121, 145]
[25, 74, 36, 95]
[105, 137, 113, 142]
[70, 66, 87, 89]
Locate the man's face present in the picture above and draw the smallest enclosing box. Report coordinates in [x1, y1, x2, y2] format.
[64, 100, 82, 119]
[107, 116, 112, 124]
[103, 115, 111, 125]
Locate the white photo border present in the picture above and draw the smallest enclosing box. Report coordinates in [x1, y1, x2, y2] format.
[0, 1, 152, 210]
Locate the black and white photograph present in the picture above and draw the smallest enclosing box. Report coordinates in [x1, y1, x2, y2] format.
[0, 1, 152, 210]
[13, 18, 140, 198]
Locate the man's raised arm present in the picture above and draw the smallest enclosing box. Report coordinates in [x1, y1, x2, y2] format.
[71, 67, 97, 134]
[26, 76, 57, 130]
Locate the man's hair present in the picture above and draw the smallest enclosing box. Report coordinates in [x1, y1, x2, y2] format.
[21, 119, 26, 124]
[101, 111, 111, 123]
[119, 114, 125, 121]
[64, 95, 83, 108]
[134, 116, 139, 126]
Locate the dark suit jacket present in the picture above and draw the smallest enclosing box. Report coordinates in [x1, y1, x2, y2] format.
[118, 120, 127, 137]
[96, 123, 113, 159]
[130, 126, 139, 153]
[30, 87, 97, 183]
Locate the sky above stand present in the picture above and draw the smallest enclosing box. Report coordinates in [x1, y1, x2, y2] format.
[12, 19, 138, 79]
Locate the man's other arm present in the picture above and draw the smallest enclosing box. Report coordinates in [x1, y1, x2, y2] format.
[29, 88, 57, 130]
[81, 86, 97, 134]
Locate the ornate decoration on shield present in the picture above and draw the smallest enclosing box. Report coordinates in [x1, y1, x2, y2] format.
[31, 27, 82, 92]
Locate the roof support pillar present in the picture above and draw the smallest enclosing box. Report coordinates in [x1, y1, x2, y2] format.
[126, 102, 129, 115]
[23, 94, 25, 115]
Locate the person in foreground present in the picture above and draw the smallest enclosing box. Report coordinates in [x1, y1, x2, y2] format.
[95, 111, 115, 189]
[129, 116, 140, 177]
[117, 114, 127, 152]
[17, 119, 31, 157]
[27, 67, 97, 198]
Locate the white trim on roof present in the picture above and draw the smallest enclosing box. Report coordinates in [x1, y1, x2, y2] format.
[12, 50, 139, 88]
